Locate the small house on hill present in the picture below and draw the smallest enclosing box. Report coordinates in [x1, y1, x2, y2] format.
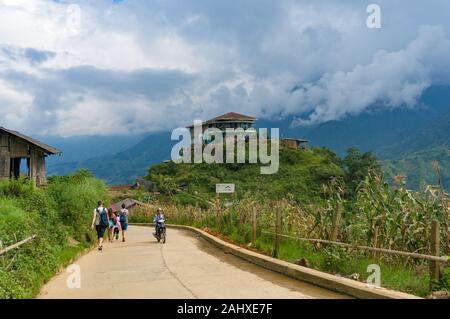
[184, 112, 310, 149]
[111, 198, 139, 213]
[0, 127, 61, 187]
[132, 178, 157, 192]
[186, 112, 256, 139]
[282, 138, 309, 150]
[111, 198, 151, 215]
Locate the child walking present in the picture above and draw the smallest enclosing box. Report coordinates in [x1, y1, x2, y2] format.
[108, 208, 116, 243]
[114, 213, 121, 241]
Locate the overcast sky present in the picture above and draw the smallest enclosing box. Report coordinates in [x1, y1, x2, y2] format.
[0, 0, 450, 136]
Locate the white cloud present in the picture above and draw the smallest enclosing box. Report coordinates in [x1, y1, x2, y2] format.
[0, 0, 449, 136]
[292, 25, 450, 125]
[0, 78, 34, 127]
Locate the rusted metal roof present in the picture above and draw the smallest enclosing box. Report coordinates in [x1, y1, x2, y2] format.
[0, 127, 61, 155]
[111, 198, 137, 212]
[111, 198, 152, 212]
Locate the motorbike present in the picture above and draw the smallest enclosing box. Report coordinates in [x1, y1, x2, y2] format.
[154, 218, 166, 243]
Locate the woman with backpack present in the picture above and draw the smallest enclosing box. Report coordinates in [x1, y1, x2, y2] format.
[91, 200, 109, 251]
[118, 203, 129, 242]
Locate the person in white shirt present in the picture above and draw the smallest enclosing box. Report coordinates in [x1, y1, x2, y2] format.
[91, 201, 108, 251]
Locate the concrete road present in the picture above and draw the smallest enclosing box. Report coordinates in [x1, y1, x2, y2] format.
[39, 226, 348, 299]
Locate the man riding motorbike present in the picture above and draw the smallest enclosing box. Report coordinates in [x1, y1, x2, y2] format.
[153, 208, 165, 237]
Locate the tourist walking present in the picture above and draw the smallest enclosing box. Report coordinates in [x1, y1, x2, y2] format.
[118, 203, 129, 242]
[91, 201, 109, 251]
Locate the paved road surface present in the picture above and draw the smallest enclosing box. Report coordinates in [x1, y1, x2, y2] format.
[39, 226, 348, 299]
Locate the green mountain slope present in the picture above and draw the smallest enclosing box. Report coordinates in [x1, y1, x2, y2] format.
[287, 85, 450, 156]
[383, 146, 450, 190]
[146, 147, 344, 204]
[379, 109, 450, 159]
[381, 109, 450, 190]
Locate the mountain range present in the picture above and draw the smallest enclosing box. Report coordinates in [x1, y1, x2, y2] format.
[44, 85, 450, 189]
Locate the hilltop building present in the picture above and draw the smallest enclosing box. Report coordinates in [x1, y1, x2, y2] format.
[282, 138, 309, 150]
[186, 112, 257, 141]
[186, 112, 309, 149]
[0, 127, 61, 187]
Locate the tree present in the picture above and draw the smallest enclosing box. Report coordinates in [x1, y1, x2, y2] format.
[153, 174, 179, 196]
[343, 147, 381, 195]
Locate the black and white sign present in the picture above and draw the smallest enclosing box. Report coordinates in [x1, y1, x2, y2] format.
[216, 184, 235, 194]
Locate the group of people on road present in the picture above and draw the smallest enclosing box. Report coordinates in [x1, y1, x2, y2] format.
[91, 201, 129, 251]
[91, 201, 166, 251]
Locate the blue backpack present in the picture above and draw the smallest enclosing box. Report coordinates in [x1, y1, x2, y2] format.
[97, 208, 109, 227]
[119, 210, 127, 223]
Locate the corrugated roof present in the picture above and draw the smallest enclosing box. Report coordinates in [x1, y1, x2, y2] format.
[208, 112, 256, 122]
[282, 138, 309, 142]
[186, 112, 256, 128]
[111, 198, 151, 212]
[0, 127, 61, 155]
[111, 198, 137, 212]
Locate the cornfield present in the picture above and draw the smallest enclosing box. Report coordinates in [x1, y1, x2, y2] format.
[131, 173, 449, 264]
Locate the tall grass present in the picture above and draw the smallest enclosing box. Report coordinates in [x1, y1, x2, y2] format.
[0, 171, 108, 298]
[128, 173, 449, 296]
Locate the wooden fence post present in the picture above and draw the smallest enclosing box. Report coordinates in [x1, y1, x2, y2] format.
[238, 209, 245, 228]
[329, 203, 343, 242]
[444, 200, 449, 255]
[372, 225, 380, 259]
[252, 206, 257, 243]
[215, 197, 221, 226]
[274, 204, 282, 258]
[429, 220, 441, 289]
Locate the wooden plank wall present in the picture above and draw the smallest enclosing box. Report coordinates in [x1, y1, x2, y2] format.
[0, 131, 10, 179]
[282, 139, 299, 149]
[0, 131, 48, 186]
[35, 149, 47, 186]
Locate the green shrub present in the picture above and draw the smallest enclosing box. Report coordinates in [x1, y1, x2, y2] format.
[0, 170, 108, 298]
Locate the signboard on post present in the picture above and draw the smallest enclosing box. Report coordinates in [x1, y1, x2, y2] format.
[216, 183, 235, 194]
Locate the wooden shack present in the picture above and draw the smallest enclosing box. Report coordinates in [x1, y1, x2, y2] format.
[111, 198, 151, 216]
[0, 127, 61, 187]
[132, 178, 157, 192]
[282, 138, 309, 150]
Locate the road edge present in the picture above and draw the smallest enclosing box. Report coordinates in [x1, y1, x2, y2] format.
[36, 243, 97, 298]
[131, 223, 421, 299]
